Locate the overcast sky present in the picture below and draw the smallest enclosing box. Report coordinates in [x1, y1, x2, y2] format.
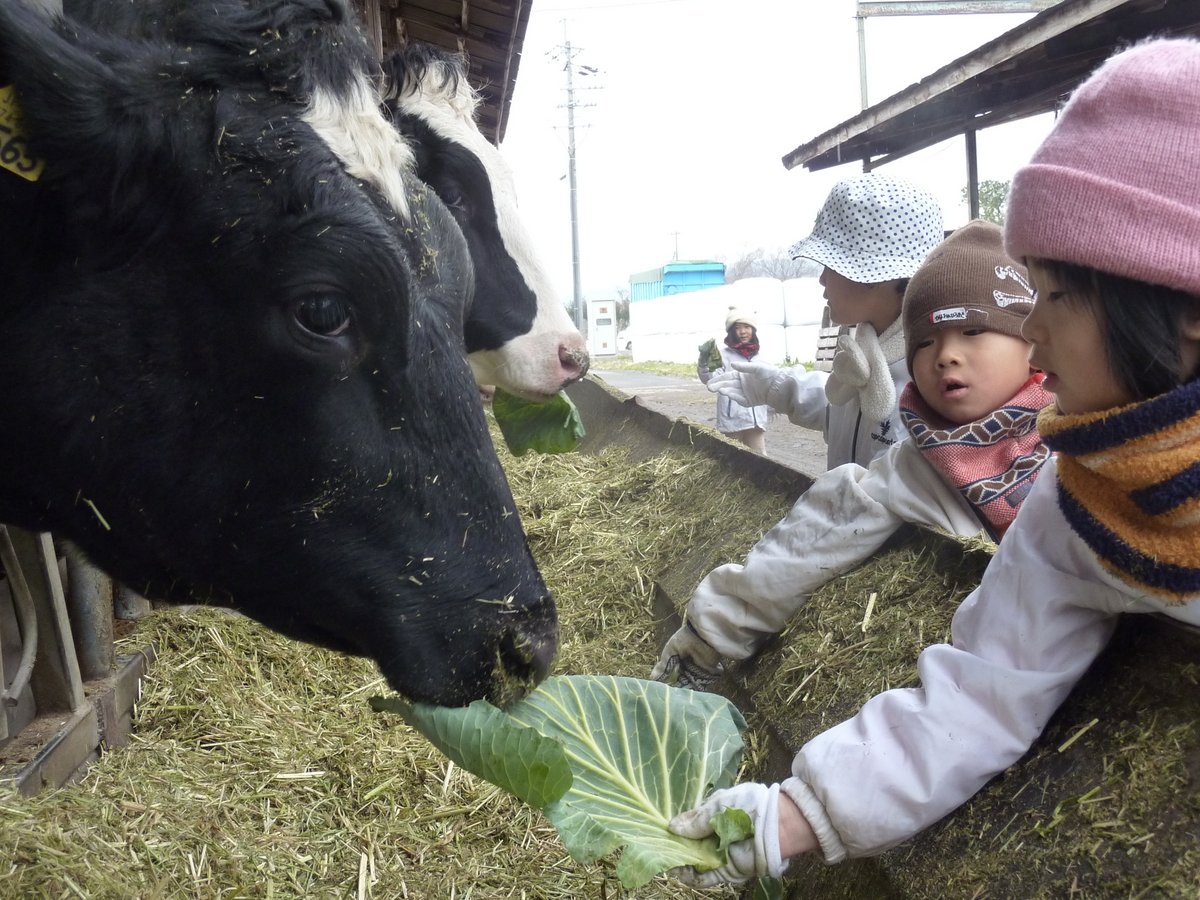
[499, 0, 1058, 306]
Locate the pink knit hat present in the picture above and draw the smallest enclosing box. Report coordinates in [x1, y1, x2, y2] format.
[1005, 38, 1200, 297]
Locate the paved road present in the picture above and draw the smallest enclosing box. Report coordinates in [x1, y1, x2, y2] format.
[589, 368, 829, 478]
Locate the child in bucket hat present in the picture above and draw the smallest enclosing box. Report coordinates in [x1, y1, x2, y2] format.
[708, 173, 943, 470]
[662, 39, 1200, 884]
[654, 218, 1047, 688]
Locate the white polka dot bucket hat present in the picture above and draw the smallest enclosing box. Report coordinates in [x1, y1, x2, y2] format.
[789, 173, 944, 283]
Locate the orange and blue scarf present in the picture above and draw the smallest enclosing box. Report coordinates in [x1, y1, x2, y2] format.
[1038, 378, 1200, 603]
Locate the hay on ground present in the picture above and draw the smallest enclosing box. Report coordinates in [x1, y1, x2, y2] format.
[0, 427, 792, 898]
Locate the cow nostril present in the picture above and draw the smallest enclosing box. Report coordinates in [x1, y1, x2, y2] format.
[488, 611, 558, 708]
[559, 344, 590, 383]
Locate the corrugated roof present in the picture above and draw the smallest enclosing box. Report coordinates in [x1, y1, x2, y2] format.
[783, 0, 1200, 172]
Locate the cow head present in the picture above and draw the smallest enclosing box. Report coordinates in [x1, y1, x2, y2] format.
[381, 44, 590, 402]
[0, 0, 556, 707]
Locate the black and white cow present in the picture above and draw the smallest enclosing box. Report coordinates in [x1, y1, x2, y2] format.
[0, 0, 556, 707]
[62, 2, 590, 401]
[380, 44, 590, 400]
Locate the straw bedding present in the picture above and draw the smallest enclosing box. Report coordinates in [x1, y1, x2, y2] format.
[0, 428, 790, 898]
[6, 417, 1197, 898]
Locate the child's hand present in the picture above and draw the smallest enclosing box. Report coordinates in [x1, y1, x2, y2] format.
[651, 622, 723, 690]
[708, 360, 781, 407]
[667, 782, 788, 886]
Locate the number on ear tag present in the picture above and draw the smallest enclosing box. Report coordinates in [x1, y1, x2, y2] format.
[0, 85, 45, 182]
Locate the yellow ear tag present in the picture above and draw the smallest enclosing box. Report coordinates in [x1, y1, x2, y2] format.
[0, 84, 45, 182]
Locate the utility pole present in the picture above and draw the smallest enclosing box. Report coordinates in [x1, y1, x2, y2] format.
[549, 26, 598, 331]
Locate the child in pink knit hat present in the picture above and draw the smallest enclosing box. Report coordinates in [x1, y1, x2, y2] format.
[663, 37, 1200, 886]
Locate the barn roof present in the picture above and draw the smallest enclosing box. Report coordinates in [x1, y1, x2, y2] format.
[355, 0, 530, 145]
[783, 0, 1200, 173]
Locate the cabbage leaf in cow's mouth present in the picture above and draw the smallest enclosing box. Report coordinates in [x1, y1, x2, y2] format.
[371, 674, 751, 888]
[491, 389, 585, 456]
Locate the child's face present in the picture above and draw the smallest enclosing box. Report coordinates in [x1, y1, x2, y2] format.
[1023, 261, 1134, 415]
[733, 324, 754, 343]
[911, 328, 1033, 424]
[820, 267, 903, 332]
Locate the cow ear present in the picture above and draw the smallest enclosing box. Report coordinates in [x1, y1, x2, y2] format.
[1, 4, 217, 247]
[0, 5, 177, 171]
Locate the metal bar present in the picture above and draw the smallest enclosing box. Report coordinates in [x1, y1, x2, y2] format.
[0, 526, 38, 711]
[857, 1, 1059, 15]
[965, 129, 980, 218]
[857, 14, 870, 110]
[7, 528, 86, 712]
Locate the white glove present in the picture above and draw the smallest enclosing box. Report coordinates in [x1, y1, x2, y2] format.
[668, 781, 789, 886]
[824, 332, 870, 406]
[824, 323, 900, 424]
[706, 359, 782, 408]
[650, 622, 724, 691]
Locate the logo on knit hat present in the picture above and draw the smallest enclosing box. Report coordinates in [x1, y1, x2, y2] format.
[994, 265, 1035, 307]
[994, 290, 1033, 308]
[931, 307, 969, 324]
[904, 219, 1035, 375]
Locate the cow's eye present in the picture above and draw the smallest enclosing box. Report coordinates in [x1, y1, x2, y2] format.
[294, 296, 352, 337]
[439, 183, 470, 215]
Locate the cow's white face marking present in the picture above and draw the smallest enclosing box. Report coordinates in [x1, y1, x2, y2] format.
[304, 75, 415, 220]
[394, 68, 586, 399]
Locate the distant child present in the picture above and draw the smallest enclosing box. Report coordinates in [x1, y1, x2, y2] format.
[697, 308, 771, 454]
[708, 173, 943, 469]
[664, 38, 1200, 885]
[653, 220, 1048, 688]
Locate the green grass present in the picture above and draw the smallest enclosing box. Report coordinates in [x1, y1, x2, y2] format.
[589, 357, 697, 378]
[591, 357, 814, 378]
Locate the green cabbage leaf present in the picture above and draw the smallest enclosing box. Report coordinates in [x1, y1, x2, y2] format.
[491, 389, 586, 456]
[371, 674, 749, 888]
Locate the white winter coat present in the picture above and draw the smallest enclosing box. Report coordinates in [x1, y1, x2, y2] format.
[778, 459, 1200, 862]
[699, 343, 771, 434]
[765, 356, 910, 470]
[688, 438, 981, 662]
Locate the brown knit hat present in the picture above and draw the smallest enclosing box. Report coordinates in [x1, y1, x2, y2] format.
[904, 219, 1035, 374]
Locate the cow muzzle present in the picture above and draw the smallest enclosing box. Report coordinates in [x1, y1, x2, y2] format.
[373, 589, 558, 709]
[486, 602, 559, 708]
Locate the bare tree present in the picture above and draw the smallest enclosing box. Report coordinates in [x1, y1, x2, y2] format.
[725, 247, 821, 282]
[614, 291, 629, 330]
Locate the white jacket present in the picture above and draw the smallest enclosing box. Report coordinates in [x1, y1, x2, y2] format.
[688, 439, 981, 662]
[765, 355, 911, 470]
[782, 459, 1200, 862]
[700, 344, 771, 434]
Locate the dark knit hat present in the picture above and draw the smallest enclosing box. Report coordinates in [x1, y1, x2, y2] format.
[904, 219, 1035, 374]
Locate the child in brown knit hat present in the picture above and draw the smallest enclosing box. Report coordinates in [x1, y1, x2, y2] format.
[898, 219, 1049, 539]
[654, 219, 1050, 688]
